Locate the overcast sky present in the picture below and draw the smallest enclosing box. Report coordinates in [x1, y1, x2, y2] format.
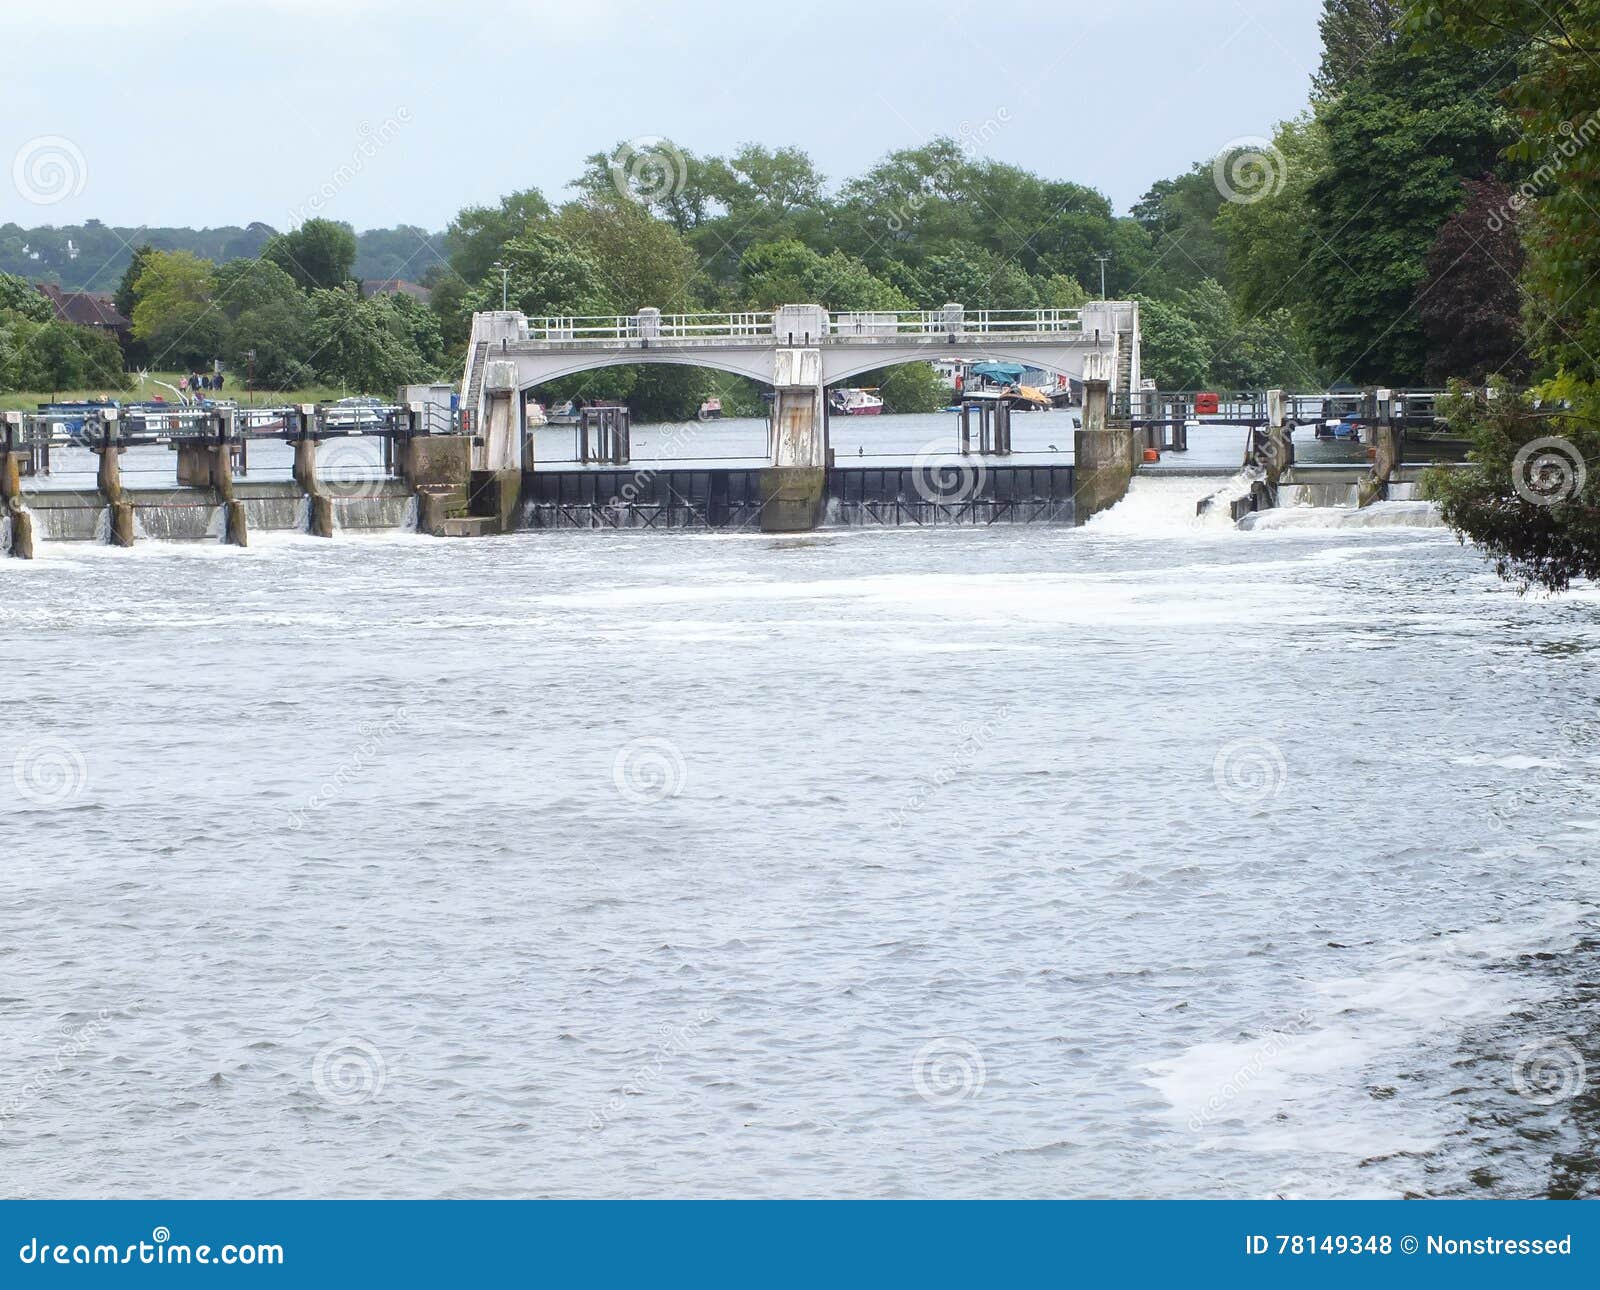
[4, 0, 1321, 232]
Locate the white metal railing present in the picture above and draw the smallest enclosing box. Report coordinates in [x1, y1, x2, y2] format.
[525, 312, 775, 342]
[515, 308, 1087, 344]
[829, 308, 1084, 336]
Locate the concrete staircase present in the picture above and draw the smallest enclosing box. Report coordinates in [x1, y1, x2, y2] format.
[463, 341, 489, 417]
[1115, 329, 1134, 394]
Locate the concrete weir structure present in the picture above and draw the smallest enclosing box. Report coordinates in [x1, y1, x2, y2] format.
[462, 301, 1141, 532]
[1, 402, 476, 558]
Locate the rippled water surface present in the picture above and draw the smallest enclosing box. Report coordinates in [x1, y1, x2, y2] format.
[2, 504, 1598, 1198]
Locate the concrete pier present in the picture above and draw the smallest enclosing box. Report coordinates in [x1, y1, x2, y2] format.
[762, 337, 828, 532]
[293, 414, 336, 538]
[94, 411, 136, 547]
[1073, 353, 1135, 524]
[1, 424, 35, 559]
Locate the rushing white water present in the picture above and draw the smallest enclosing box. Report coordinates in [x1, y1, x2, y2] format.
[1, 511, 1596, 1199]
[1083, 472, 1252, 535]
[1241, 500, 1445, 530]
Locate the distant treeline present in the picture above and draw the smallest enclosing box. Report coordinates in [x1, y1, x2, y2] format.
[1, 221, 447, 291]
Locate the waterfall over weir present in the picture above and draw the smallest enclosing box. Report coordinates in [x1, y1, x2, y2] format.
[1083, 473, 1253, 535]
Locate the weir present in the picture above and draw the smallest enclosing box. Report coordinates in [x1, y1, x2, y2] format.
[0, 399, 474, 558]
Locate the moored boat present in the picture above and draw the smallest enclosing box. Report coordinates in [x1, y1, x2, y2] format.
[828, 387, 885, 416]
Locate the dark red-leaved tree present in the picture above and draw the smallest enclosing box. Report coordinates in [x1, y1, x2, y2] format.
[1417, 176, 1529, 385]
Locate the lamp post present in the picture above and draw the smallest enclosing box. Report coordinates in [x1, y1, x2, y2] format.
[1094, 254, 1111, 300]
[244, 350, 255, 407]
[492, 261, 510, 310]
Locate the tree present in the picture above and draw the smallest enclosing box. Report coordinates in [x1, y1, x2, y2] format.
[1405, 3, 1600, 590]
[1131, 163, 1232, 288]
[305, 285, 431, 393]
[129, 250, 221, 369]
[0, 318, 128, 394]
[1416, 177, 1527, 384]
[1429, 382, 1600, 592]
[1303, 29, 1513, 384]
[225, 298, 314, 390]
[1134, 295, 1210, 390]
[0, 272, 52, 322]
[263, 219, 358, 291]
[112, 245, 157, 319]
[554, 197, 702, 313]
[1215, 115, 1328, 320]
[474, 228, 610, 318]
[444, 188, 551, 285]
[738, 240, 907, 311]
[572, 141, 714, 234]
[916, 250, 1039, 310]
[1042, 275, 1089, 309]
[213, 258, 303, 322]
[1314, 0, 1403, 97]
[876, 363, 947, 414]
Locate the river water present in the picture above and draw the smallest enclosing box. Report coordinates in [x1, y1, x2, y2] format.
[2, 474, 1597, 1199]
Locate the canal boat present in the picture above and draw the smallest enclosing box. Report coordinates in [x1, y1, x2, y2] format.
[828, 388, 885, 416]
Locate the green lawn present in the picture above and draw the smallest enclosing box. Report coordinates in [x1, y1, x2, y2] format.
[0, 371, 394, 411]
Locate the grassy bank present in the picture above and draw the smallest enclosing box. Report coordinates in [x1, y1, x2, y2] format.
[0, 371, 390, 411]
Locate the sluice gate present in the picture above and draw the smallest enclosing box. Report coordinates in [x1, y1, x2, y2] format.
[520, 465, 1078, 530]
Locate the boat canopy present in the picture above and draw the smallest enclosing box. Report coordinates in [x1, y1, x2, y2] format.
[970, 361, 1027, 383]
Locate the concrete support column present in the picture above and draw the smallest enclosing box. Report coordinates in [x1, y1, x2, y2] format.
[1073, 353, 1136, 525]
[207, 409, 247, 547]
[478, 361, 522, 473]
[293, 406, 335, 538]
[1254, 388, 1293, 508]
[94, 410, 135, 546]
[1, 413, 34, 559]
[762, 347, 827, 532]
[1359, 419, 1405, 508]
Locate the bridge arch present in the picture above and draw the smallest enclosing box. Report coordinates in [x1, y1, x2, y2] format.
[509, 350, 776, 391]
[819, 346, 1104, 388]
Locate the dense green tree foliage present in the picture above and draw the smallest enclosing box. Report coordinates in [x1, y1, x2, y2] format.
[1303, 29, 1514, 384]
[1406, 2, 1600, 590]
[263, 219, 359, 292]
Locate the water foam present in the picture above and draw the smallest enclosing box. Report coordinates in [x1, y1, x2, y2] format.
[1084, 473, 1253, 536]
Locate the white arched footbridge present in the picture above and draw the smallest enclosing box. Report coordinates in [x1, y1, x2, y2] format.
[460, 302, 1140, 471]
